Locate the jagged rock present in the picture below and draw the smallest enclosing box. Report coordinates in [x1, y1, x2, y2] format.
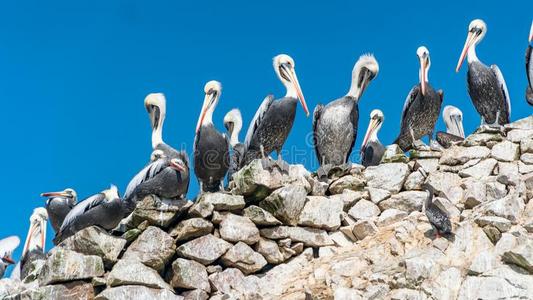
[403, 170, 425, 190]
[426, 171, 461, 200]
[208, 268, 245, 294]
[507, 128, 533, 142]
[334, 287, 363, 300]
[478, 191, 525, 222]
[197, 193, 245, 211]
[298, 196, 343, 230]
[20, 258, 45, 284]
[474, 215, 512, 232]
[366, 187, 391, 205]
[39, 249, 104, 286]
[364, 163, 409, 193]
[378, 191, 426, 213]
[381, 144, 409, 163]
[462, 132, 503, 146]
[219, 213, 260, 245]
[363, 283, 390, 300]
[131, 196, 191, 228]
[169, 218, 214, 241]
[221, 242, 267, 274]
[122, 228, 142, 242]
[232, 160, 283, 200]
[260, 185, 307, 226]
[491, 140, 520, 162]
[421, 267, 462, 300]
[242, 205, 282, 226]
[377, 209, 408, 227]
[328, 175, 365, 194]
[260, 226, 334, 247]
[521, 152, 533, 164]
[404, 248, 444, 284]
[518, 161, 533, 173]
[188, 200, 213, 218]
[410, 158, 439, 173]
[309, 176, 329, 196]
[210, 210, 228, 224]
[0, 279, 25, 298]
[467, 250, 499, 275]
[176, 234, 232, 265]
[255, 238, 284, 264]
[181, 289, 209, 300]
[329, 190, 367, 211]
[352, 220, 377, 240]
[458, 158, 497, 179]
[439, 145, 490, 166]
[167, 258, 210, 292]
[461, 178, 487, 208]
[122, 226, 175, 272]
[485, 178, 508, 201]
[458, 271, 532, 300]
[57, 226, 126, 267]
[389, 288, 427, 300]
[347, 199, 380, 221]
[497, 162, 520, 186]
[483, 225, 501, 243]
[502, 238, 533, 273]
[107, 259, 172, 290]
[95, 285, 182, 300]
[521, 138, 533, 154]
[328, 231, 353, 247]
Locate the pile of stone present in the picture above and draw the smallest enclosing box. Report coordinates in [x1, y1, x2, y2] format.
[0, 116, 532, 300]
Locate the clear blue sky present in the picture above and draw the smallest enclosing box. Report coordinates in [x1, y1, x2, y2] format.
[0, 1, 531, 270]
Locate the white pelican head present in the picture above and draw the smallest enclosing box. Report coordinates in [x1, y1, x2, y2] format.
[456, 19, 487, 72]
[22, 207, 48, 257]
[196, 80, 222, 133]
[144, 93, 167, 149]
[348, 54, 379, 101]
[273, 54, 309, 116]
[443, 105, 464, 138]
[416, 46, 431, 96]
[223, 108, 243, 147]
[361, 109, 384, 151]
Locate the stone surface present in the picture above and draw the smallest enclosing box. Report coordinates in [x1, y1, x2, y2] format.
[197, 192, 245, 211]
[255, 238, 284, 264]
[221, 242, 267, 275]
[298, 196, 344, 230]
[122, 226, 175, 272]
[403, 170, 425, 190]
[39, 249, 104, 286]
[176, 234, 232, 265]
[479, 191, 525, 222]
[242, 205, 282, 226]
[38, 281, 95, 300]
[168, 258, 210, 292]
[377, 209, 408, 227]
[328, 175, 366, 194]
[107, 259, 172, 290]
[378, 191, 426, 213]
[364, 163, 410, 193]
[367, 187, 391, 204]
[95, 285, 182, 300]
[439, 145, 491, 165]
[352, 220, 378, 240]
[474, 215, 512, 232]
[219, 213, 260, 245]
[260, 226, 334, 247]
[347, 199, 380, 221]
[491, 140, 520, 161]
[131, 196, 191, 228]
[169, 218, 214, 241]
[502, 239, 533, 273]
[260, 185, 307, 226]
[459, 158, 497, 179]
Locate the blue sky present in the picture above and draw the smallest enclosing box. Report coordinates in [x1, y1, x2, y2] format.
[0, 1, 531, 271]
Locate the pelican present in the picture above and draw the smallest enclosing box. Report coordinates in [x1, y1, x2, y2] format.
[394, 46, 443, 151]
[12, 208, 47, 280]
[360, 109, 385, 167]
[313, 54, 379, 176]
[0, 236, 20, 278]
[526, 21, 533, 106]
[40, 188, 77, 234]
[423, 184, 452, 239]
[456, 19, 511, 126]
[53, 185, 123, 244]
[436, 106, 465, 148]
[194, 80, 230, 192]
[224, 108, 245, 183]
[242, 54, 309, 171]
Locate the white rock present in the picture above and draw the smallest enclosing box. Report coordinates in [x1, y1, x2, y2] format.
[506, 129, 533, 143]
[347, 199, 380, 221]
[474, 216, 512, 232]
[421, 267, 462, 300]
[378, 191, 426, 213]
[520, 138, 533, 154]
[298, 196, 344, 230]
[403, 170, 425, 190]
[334, 287, 362, 300]
[260, 185, 308, 226]
[364, 163, 410, 193]
[366, 187, 391, 204]
[479, 191, 525, 222]
[491, 140, 520, 161]
[458, 158, 497, 179]
[376, 209, 408, 227]
[439, 145, 490, 166]
[467, 250, 500, 275]
[521, 153, 533, 164]
[461, 178, 487, 208]
[352, 220, 378, 240]
[219, 213, 260, 245]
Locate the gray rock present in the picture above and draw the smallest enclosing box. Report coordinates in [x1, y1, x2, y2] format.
[483, 225, 501, 243]
[506, 128, 533, 142]
[496, 162, 520, 186]
[363, 283, 390, 300]
[221, 242, 267, 274]
[474, 216, 512, 232]
[107, 259, 172, 290]
[39, 249, 104, 286]
[38, 281, 95, 300]
[521, 152, 533, 164]
[309, 177, 329, 196]
[502, 239, 533, 273]
[426, 171, 462, 200]
[329, 190, 367, 211]
[329, 231, 354, 247]
[485, 179, 508, 201]
[468, 250, 500, 275]
[348, 199, 380, 221]
[421, 267, 462, 300]
[169, 218, 214, 242]
[197, 193, 245, 211]
[367, 187, 391, 205]
[176, 234, 232, 265]
[381, 144, 409, 163]
[491, 140, 520, 162]
[364, 163, 410, 193]
[479, 191, 525, 222]
[208, 268, 245, 294]
[181, 289, 209, 300]
[458, 273, 531, 300]
[462, 132, 503, 146]
[219, 213, 260, 245]
[461, 178, 487, 208]
[378, 191, 426, 213]
[403, 170, 425, 190]
[298, 196, 344, 230]
[131, 196, 191, 228]
[122, 226, 175, 272]
[231, 159, 283, 200]
[520, 138, 533, 154]
[0, 279, 25, 299]
[404, 248, 444, 284]
[95, 285, 182, 300]
[260, 185, 308, 226]
[260, 226, 334, 247]
[334, 287, 363, 300]
[377, 209, 408, 227]
[255, 238, 284, 264]
[389, 289, 428, 300]
[459, 158, 497, 179]
[188, 200, 213, 218]
[168, 258, 210, 292]
[328, 175, 366, 194]
[439, 145, 490, 166]
[352, 220, 378, 240]
[243, 205, 282, 226]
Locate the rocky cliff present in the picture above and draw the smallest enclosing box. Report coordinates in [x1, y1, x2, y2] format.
[1, 116, 533, 300]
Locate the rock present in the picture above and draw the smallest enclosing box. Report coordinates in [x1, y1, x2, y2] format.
[364, 163, 410, 193]
[329, 190, 367, 211]
[389, 289, 427, 300]
[506, 115, 533, 130]
[467, 250, 499, 275]
[260, 226, 334, 247]
[221, 242, 267, 274]
[19, 258, 45, 284]
[363, 283, 390, 300]
[169, 218, 214, 241]
[520, 138, 533, 154]
[328, 175, 366, 194]
[188, 200, 213, 218]
[176, 234, 232, 265]
[458, 273, 532, 300]
[181, 289, 209, 300]
[433, 197, 460, 220]
[462, 132, 503, 146]
[497, 162, 520, 186]
[377, 209, 408, 227]
[502, 239, 533, 273]
[57, 226, 126, 267]
[255, 238, 284, 264]
[381, 144, 409, 163]
[485, 179, 508, 201]
[232, 160, 283, 200]
[491, 140, 520, 162]
[122, 228, 142, 242]
[483, 225, 501, 243]
[521, 153, 533, 164]
[403, 170, 425, 190]
[107, 259, 172, 290]
[39, 249, 104, 286]
[329, 231, 354, 247]
[334, 287, 363, 300]
[167, 258, 210, 292]
[260, 185, 307, 226]
[95, 285, 182, 300]
[38, 281, 95, 300]
[421, 267, 462, 300]
[479, 191, 525, 222]
[309, 176, 329, 196]
[298, 196, 344, 230]
[122, 226, 175, 272]
[219, 213, 260, 245]
[474, 216, 512, 232]
[131, 196, 191, 228]
[210, 210, 228, 224]
[0, 279, 25, 298]
[506, 128, 533, 143]
[352, 220, 378, 240]
[378, 191, 426, 213]
[426, 171, 462, 201]
[367, 187, 391, 205]
[243, 205, 282, 226]
[461, 178, 487, 208]
[439, 145, 490, 166]
[459, 158, 497, 179]
[197, 193, 245, 211]
[518, 161, 533, 174]
[208, 268, 245, 294]
[347, 199, 380, 221]
[404, 248, 444, 284]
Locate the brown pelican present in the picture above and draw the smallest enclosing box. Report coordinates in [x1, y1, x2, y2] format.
[0, 236, 20, 278]
[423, 184, 452, 239]
[194, 80, 230, 192]
[394, 46, 443, 151]
[313, 54, 379, 176]
[436, 106, 465, 148]
[53, 185, 123, 244]
[526, 21, 533, 106]
[456, 19, 511, 126]
[12, 208, 47, 280]
[361, 109, 385, 167]
[242, 54, 309, 171]
[40, 188, 77, 234]
[224, 108, 245, 183]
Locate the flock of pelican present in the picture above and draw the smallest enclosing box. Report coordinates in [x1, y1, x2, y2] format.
[1, 19, 532, 279]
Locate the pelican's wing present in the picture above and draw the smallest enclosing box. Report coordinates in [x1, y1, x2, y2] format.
[244, 95, 274, 150]
[312, 104, 324, 165]
[59, 193, 106, 232]
[491, 65, 511, 117]
[0, 236, 20, 257]
[400, 85, 420, 127]
[526, 46, 532, 88]
[124, 158, 167, 199]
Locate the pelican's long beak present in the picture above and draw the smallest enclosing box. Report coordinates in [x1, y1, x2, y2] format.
[419, 56, 428, 96]
[361, 118, 380, 152]
[452, 115, 465, 138]
[40, 191, 69, 197]
[529, 21, 533, 43]
[145, 104, 160, 130]
[355, 69, 373, 101]
[196, 93, 214, 133]
[22, 223, 36, 257]
[22, 220, 46, 257]
[170, 159, 185, 172]
[456, 31, 476, 72]
[286, 66, 309, 116]
[2, 255, 15, 265]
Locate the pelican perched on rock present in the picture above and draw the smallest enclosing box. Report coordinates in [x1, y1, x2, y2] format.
[40, 188, 77, 234]
[0, 236, 20, 278]
[423, 184, 452, 239]
[361, 109, 385, 167]
[54, 185, 123, 244]
[194, 80, 230, 192]
[456, 19, 511, 126]
[224, 108, 245, 183]
[12, 208, 47, 280]
[313, 54, 379, 176]
[394, 46, 443, 151]
[436, 106, 465, 148]
[242, 54, 309, 171]
[526, 21, 533, 106]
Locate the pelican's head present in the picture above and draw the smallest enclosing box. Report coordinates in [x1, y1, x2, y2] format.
[145, 93, 167, 148]
[223, 109, 243, 146]
[22, 208, 48, 257]
[443, 105, 465, 138]
[361, 109, 384, 151]
[529, 21, 533, 44]
[456, 19, 487, 72]
[170, 157, 187, 172]
[273, 54, 309, 116]
[196, 80, 222, 133]
[150, 149, 166, 162]
[0, 236, 20, 265]
[102, 185, 120, 201]
[348, 54, 379, 101]
[41, 188, 78, 206]
[416, 46, 431, 96]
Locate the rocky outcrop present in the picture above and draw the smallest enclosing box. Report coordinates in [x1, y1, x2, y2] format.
[1, 116, 532, 299]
